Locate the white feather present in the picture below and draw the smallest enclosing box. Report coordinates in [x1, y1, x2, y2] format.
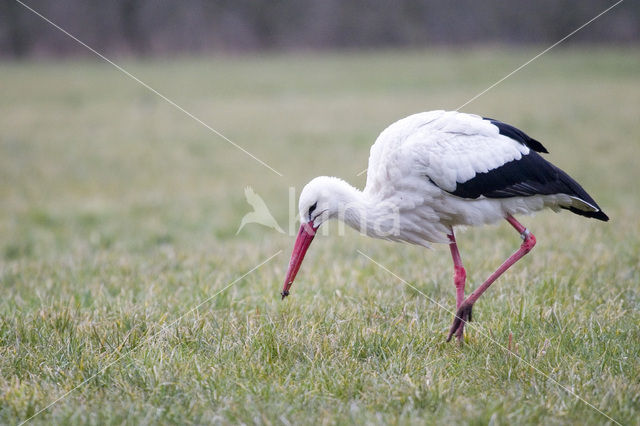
[361, 111, 539, 244]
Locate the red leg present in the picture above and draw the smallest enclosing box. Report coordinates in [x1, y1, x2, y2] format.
[447, 215, 537, 342]
[448, 231, 466, 309]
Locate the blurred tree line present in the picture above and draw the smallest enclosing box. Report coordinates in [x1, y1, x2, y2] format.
[1, 0, 638, 58]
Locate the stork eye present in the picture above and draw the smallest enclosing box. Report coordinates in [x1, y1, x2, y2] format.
[308, 202, 317, 216]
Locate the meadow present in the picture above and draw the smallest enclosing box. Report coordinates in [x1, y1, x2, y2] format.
[0, 47, 639, 425]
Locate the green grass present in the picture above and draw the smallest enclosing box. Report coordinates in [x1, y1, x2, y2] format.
[1, 47, 639, 425]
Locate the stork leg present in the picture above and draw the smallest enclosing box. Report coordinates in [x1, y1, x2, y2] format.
[448, 230, 466, 309]
[447, 215, 537, 342]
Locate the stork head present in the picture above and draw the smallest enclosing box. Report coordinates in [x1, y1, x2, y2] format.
[299, 175, 344, 227]
[281, 176, 353, 299]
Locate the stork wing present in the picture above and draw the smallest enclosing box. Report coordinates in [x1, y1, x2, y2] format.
[364, 111, 606, 220]
[404, 114, 605, 219]
[394, 113, 533, 192]
[365, 111, 544, 191]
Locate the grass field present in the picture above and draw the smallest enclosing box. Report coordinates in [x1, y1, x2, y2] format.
[1, 47, 639, 425]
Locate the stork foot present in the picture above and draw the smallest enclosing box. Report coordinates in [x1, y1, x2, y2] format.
[447, 301, 474, 342]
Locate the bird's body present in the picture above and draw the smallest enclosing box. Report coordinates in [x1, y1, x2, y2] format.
[284, 110, 608, 342]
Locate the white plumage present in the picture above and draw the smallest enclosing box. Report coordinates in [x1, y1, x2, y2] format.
[367, 110, 527, 193]
[363, 110, 531, 244]
[283, 110, 608, 341]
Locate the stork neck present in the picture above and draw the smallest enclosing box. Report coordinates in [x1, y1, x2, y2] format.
[335, 183, 367, 229]
[332, 180, 391, 238]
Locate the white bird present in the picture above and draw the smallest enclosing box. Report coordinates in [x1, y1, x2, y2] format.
[237, 186, 284, 234]
[281, 110, 608, 342]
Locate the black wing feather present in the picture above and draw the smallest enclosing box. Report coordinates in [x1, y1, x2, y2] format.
[484, 117, 549, 153]
[446, 151, 608, 221]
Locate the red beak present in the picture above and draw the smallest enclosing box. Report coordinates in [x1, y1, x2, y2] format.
[281, 221, 317, 299]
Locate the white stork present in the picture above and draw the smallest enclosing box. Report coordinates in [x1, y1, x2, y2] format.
[281, 110, 608, 341]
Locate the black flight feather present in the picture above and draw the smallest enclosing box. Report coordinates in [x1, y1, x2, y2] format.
[446, 151, 608, 221]
[483, 117, 549, 153]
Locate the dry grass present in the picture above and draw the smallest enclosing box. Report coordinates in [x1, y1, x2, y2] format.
[1, 47, 639, 424]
